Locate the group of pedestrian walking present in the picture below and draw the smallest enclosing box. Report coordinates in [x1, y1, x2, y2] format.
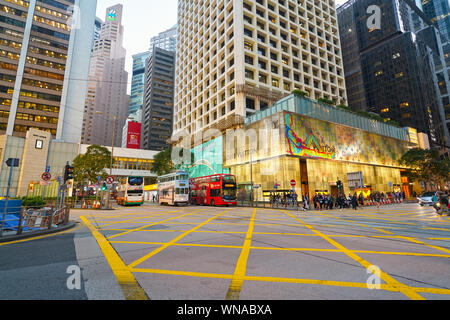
[310, 193, 361, 211]
[270, 192, 299, 207]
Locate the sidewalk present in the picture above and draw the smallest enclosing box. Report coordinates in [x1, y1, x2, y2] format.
[0, 221, 77, 243]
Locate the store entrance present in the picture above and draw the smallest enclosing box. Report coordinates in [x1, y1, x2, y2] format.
[300, 159, 309, 196]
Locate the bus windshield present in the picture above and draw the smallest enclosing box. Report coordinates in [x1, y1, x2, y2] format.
[223, 175, 236, 183]
[129, 177, 144, 186]
[222, 188, 237, 200]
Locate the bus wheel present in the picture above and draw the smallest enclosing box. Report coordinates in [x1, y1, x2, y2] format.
[211, 199, 215, 206]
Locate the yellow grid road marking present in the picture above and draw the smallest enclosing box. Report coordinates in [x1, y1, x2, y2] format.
[80, 216, 148, 300]
[127, 210, 229, 268]
[130, 267, 450, 296]
[109, 240, 450, 258]
[281, 210, 426, 300]
[226, 208, 257, 300]
[105, 210, 202, 240]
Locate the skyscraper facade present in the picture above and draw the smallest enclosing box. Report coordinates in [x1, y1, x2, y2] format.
[141, 47, 175, 151]
[0, 0, 96, 141]
[129, 51, 150, 115]
[149, 25, 177, 54]
[337, 0, 449, 147]
[81, 4, 129, 147]
[172, 0, 347, 141]
[422, 0, 450, 141]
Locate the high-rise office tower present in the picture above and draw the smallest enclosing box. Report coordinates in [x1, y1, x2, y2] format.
[141, 47, 175, 151]
[337, 0, 449, 147]
[129, 51, 150, 115]
[81, 4, 129, 147]
[93, 16, 103, 44]
[422, 0, 450, 140]
[0, 0, 97, 142]
[172, 0, 347, 140]
[149, 25, 177, 54]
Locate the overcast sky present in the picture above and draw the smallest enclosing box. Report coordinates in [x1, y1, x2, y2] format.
[95, 0, 349, 92]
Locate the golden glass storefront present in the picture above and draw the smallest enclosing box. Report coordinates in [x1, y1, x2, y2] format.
[224, 109, 419, 200]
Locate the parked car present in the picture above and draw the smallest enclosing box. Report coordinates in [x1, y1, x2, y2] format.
[417, 192, 435, 206]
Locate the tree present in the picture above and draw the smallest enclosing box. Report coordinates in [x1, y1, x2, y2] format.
[398, 148, 450, 190]
[151, 147, 174, 176]
[72, 145, 113, 189]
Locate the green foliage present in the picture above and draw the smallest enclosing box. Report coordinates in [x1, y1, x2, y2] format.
[336, 104, 352, 111]
[291, 89, 308, 97]
[21, 196, 45, 208]
[318, 98, 335, 105]
[385, 119, 400, 127]
[151, 147, 174, 176]
[398, 148, 450, 188]
[72, 145, 113, 187]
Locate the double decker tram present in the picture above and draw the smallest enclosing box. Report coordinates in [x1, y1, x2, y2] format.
[157, 170, 189, 206]
[190, 174, 237, 206]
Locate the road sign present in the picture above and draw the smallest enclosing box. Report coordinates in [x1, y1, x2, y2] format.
[6, 158, 19, 167]
[106, 176, 114, 185]
[290, 180, 296, 187]
[41, 172, 52, 182]
[253, 184, 261, 189]
[45, 165, 50, 173]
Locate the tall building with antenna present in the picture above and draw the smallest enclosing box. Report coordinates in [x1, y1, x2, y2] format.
[81, 4, 129, 147]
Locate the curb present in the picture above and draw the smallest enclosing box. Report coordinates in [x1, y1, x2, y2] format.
[0, 221, 77, 243]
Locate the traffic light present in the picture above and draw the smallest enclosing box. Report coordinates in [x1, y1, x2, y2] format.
[102, 182, 107, 191]
[337, 179, 343, 190]
[64, 164, 74, 182]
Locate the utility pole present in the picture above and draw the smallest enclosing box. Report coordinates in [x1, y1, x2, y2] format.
[106, 115, 117, 210]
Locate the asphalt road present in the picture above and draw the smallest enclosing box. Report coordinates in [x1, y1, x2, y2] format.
[1, 203, 449, 300]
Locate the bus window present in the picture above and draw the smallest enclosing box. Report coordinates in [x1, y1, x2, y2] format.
[211, 176, 220, 182]
[210, 189, 221, 197]
[223, 176, 236, 183]
[129, 177, 144, 185]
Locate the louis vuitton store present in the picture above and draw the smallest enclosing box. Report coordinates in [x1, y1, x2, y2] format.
[223, 95, 426, 200]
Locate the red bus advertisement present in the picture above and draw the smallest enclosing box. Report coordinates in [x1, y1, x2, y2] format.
[189, 174, 237, 206]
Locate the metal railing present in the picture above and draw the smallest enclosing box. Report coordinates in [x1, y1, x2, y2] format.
[0, 204, 71, 238]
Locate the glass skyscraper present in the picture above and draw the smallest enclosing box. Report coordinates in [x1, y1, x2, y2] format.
[338, 0, 449, 148]
[129, 51, 150, 115]
[0, 0, 96, 141]
[422, 0, 450, 142]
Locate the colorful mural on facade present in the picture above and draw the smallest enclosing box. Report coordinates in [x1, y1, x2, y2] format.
[284, 112, 411, 167]
[285, 112, 336, 160]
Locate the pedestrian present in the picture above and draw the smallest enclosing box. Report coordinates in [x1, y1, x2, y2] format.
[313, 194, 318, 210]
[318, 194, 324, 211]
[303, 194, 309, 210]
[351, 193, 358, 210]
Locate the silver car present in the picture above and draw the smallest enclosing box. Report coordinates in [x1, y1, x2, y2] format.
[417, 192, 435, 206]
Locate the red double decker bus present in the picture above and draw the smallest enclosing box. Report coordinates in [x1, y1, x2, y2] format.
[189, 174, 238, 206]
